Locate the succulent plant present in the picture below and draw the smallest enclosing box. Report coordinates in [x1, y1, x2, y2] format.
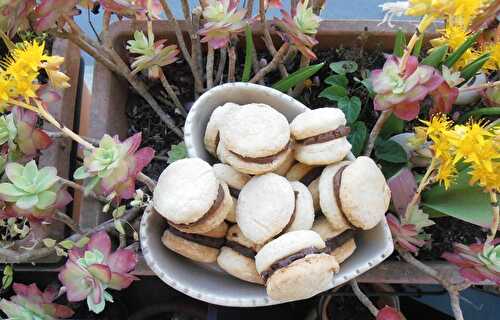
[58, 231, 139, 314]
[0, 0, 34, 37]
[377, 306, 407, 320]
[199, 0, 248, 49]
[428, 82, 458, 116]
[0, 113, 17, 147]
[11, 107, 52, 161]
[0, 160, 71, 220]
[370, 55, 443, 120]
[73, 133, 154, 201]
[126, 31, 179, 77]
[442, 240, 500, 285]
[387, 213, 426, 254]
[34, 0, 80, 32]
[99, 0, 141, 17]
[273, 0, 321, 59]
[0, 283, 74, 319]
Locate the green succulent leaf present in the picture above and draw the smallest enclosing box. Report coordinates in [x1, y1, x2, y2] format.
[0, 183, 26, 201]
[460, 53, 491, 83]
[167, 142, 188, 164]
[347, 121, 367, 157]
[272, 63, 325, 92]
[337, 96, 361, 124]
[16, 194, 39, 210]
[35, 167, 58, 191]
[126, 31, 153, 56]
[379, 113, 405, 139]
[85, 176, 101, 195]
[114, 219, 126, 235]
[35, 190, 57, 210]
[393, 30, 406, 57]
[59, 240, 75, 250]
[74, 166, 90, 180]
[478, 244, 500, 273]
[42, 238, 57, 248]
[319, 84, 348, 101]
[2, 265, 13, 290]
[375, 139, 408, 163]
[443, 32, 480, 68]
[242, 25, 254, 82]
[422, 45, 448, 67]
[22, 160, 38, 180]
[459, 107, 500, 122]
[324, 74, 348, 88]
[330, 60, 358, 74]
[412, 35, 423, 56]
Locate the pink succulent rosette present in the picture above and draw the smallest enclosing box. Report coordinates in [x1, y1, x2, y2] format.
[371, 55, 443, 120]
[428, 82, 459, 116]
[34, 0, 80, 32]
[387, 213, 425, 254]
[58, 231, 139, 313]
[11, 107, 52, 161]
[0, 283, 74, 319]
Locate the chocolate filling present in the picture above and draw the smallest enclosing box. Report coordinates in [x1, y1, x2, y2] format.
[225, 240, 256, 259]
[324, 229, 356, 253]
[299, 166, 324, 186]
[298, 126, 350, 145]
[333, 166, 359, 230]
[228, 186, 241, 198]
[168, 226, 225, 249]
[277, 191, 299, 237]
[260, 246, 322, 282]
[168, 185, 224, 228]
[232, 142, 291, 164]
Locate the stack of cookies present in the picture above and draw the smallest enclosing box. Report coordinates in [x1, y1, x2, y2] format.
[153, 103, 391, 302]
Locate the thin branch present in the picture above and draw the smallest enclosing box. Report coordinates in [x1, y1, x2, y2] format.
[59, 177, 108, 203]
[246, 0, 255, 18]
[363, 110, 392, 156]
[137, 173, 157, 192]
[54, 210, 82, 234]
[119, 233, 126, 249]
[486, 192, 499, 246]
[159, 69, 187, 117]
[159, 0, 204, 92]
[215, 47, 227, 84]
[46, 131, 100, 146]
[181, 0, 192, 22]
[207, 46, 215, 88]
[459, 80, 500, 92]
[102, 11, 112, 48]
[228, 45, 237, 82]
[350, 280, 379, 317]
[259, 0, 288, 78]
[192, 6, 204, 97]
[403, 158, 436, 222]
[249, 43, 289, 83]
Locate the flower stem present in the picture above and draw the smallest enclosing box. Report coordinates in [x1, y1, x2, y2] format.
[159, 69, 187, 117]
[363, 110, 392, 156]
[249, 43, 289, 83]
[403, 158, 436, 223]
[215, 48, 227, 85]
[399, 15, 435, 74]
[459, 80, 500, 92]
[486, 192, 499, 246]
[228, 45, 237, 82]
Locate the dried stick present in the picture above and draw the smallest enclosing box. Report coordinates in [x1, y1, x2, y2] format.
[486, 192, 499, 246]
[192, 6, 204, 96]
[249, 43, 289, 83]
[398, 247, 469, 320]
[137, 173, 157, 192]
[159, 0, 203, 92]
[59, 177, 108, 203]
[215, 48, 227, 84]
[159, 69, 187, 117]
[403, 158, 436, 222]
[54, 210, 82, 234]
[181, 0, 192, 22]
[0, 208, 141, 264]
[207, 46, 215, 88]
[46, 131, 100, 146]
[259, 0, 288, 78]
[245, 0, 255, 18]
[363, 110, 391, 156]
[350, 280, 379, 317]
[228, 45, 237, 82]
[313, 0, 325, 14]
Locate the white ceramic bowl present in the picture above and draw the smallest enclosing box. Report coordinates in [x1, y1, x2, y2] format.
[141, 83, 394, 307]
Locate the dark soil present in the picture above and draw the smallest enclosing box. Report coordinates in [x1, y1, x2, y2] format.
[324, 286, 378, 320]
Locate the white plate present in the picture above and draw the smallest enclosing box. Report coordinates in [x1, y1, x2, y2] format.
[141, 83, 394, 307]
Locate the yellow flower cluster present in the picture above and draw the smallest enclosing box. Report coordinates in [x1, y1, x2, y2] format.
[421, 115, 500, 191]
[406, 0, 490, 21]
[0, 40, 70, 109]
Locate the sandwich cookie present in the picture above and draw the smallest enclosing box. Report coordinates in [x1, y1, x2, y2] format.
[255, 230, 339, 301]
[272, 152, 296, 176]
[290, 108, 352, 165]
[320, 156, 390, 230]
[283, 181, 315, 232]
[162, 222, 228, 263]
[286, 162, 324, 213]
[153, 158, 232, 234]
[204, 103, 238, 156]
[236, 173, 295, 244]
[213, 163, 251, 223]
[217, 225, 264, 284]
[219, 103, 293, 175]
[312, 217, 356, 263]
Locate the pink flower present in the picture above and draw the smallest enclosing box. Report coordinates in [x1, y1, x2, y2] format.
[377, 306, 407, 320]
[0, 283, 74, 319]
[371, 55, 443, 120]
[58, 231, 139, 314]
[387, 213, 426, 254]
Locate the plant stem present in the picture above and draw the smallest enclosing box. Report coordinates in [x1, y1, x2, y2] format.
[46, 131, 100, 146]
[259, 0, 288, 78]
[59, 177, 107, 203]
[249, 43, 289, 83]
[181, 0, 192, 22]
[291, 54, 310, 97]
[215, 48, 227, 84]
[350, 280, 379, 317]
[459, 80, 500, 92]
[246, 0, 255, 17]
[137, 172, 157, 191]
[159, 69, 187, 117]
[54, 211, 82, 234]
[363, 110, 392, 156]
[228, 45, 237, 82]
[159, 0, 203, 93]
[486, 192, 499, 246]
[192, 6, 204, 97]
[207, 46, 215, 88]
[399, 15, 435, 74]
[403, 158, 436, 223]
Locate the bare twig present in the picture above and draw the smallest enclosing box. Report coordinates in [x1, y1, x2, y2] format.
[363, 110, 392, 156]
[259, 0, 288, 78]
[245, 0, 255, 18]
[0, 208, 141, 263]
[486, 192, 499, 246]
[228, 45, 237, 82]
[159, 0, 203, 92]
[192, 6, 204, 97]
[59, 177, 108, 203]
[137, 172, 157, 192]
[215, 48, 227, 84]
[159, 69, 187, 117]
[403, 158, 436, 222]
[119, 233, 127, 249]
[312, 0, 325, 14]
[350, 280, 379, 317]
[181, 0, 192, 22]
[249, 43, 289, 83]
[102, 11, 112, 48]
[54, 211, 82, 234]
[46, 131, 100, 146]
[207, 46, 215, 88]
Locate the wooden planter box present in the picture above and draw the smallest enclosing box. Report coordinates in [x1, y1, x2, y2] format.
[1, 38, 83, 264]
[83, 20, 491, 285]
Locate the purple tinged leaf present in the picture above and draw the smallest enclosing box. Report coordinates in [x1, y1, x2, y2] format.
[387, 168, 417, 217]
[107, 249, 139, 274]
[86, 231, 112, 259]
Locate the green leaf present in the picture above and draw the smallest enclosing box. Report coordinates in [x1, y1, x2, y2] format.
[443, 32, 480, 68]
[16, 194, 38, 209]
[73, 166, 90, 180]
[421, 45, 449, 67]
[460, 53, 491, 83]
[35, 167, 58, 191]
[35, 190, 56, 210]
[114, 219, 125, 235]
[412, 35, 424, 56]
[2, 265, 13, 290]
[42, 238, 57, 248]
[75, 236, 90, 248]
[459, 107, 500, 122]
[167, 142, 188, 164]
[324, 74, 348, 88]
[0, 183, 26, 200]
[84, 176, 101, 195]
[22, 160, 38, 180]
[318, 84, 348, 101]
[375, 139, 408, 163]
[422, 169, 492, 227]
[112, 205, 126, 219]
[379, 160, 407, 179]
[337, 96, 361, 124]
[59, 240, 75, 250]
[379, 113, 405, 139]
[406, 207, 435, 232]
[354, 76, 375, 97]
[329, 60, 358, 74]
[348, 121, 367, 157]
[393, 30, 406, 57]
[272, 63, 325, 92]
[242, 25, 254, 82]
